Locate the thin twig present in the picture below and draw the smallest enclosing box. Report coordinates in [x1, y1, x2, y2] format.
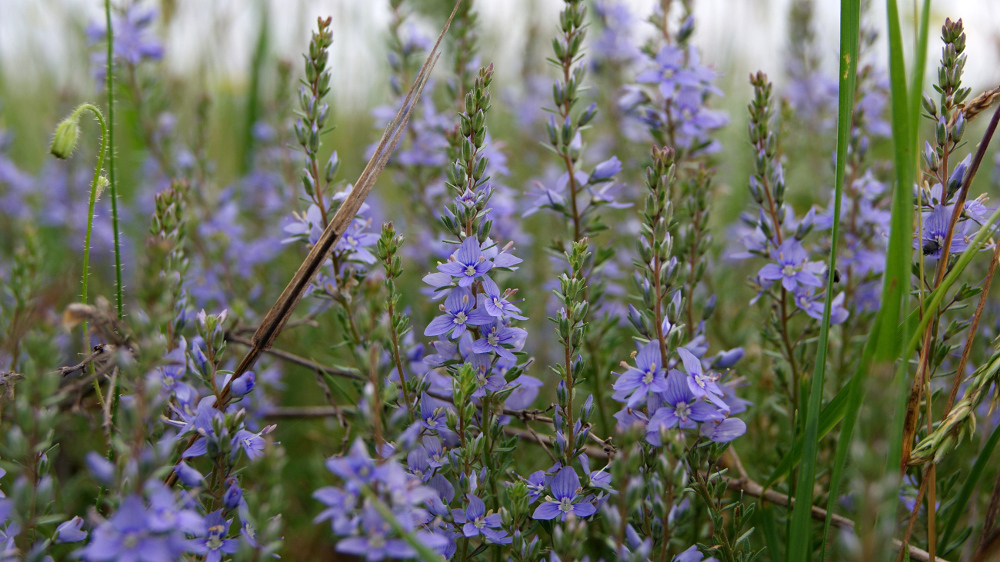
[226, 333, 360, 380]
[56, 344, 115, 377]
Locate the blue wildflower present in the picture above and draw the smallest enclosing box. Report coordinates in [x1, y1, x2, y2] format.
[531, 467, 597, 521]
[455, 494, 510, 544]
[437, 236, 494, 287]
[613, 341, 670, 408]
[470, 321, 527, 361]
[190, 510, 238, 562]
[645, 370, 721, 444]
[424, 287, 492, 339]
[75, 496, 189, 561]
[757, 238, 825, 291]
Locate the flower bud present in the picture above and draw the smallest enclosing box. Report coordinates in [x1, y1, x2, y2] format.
[55, 516, 87, 543]
[229, 371, 256, 398]
[50, 115, 81, 159]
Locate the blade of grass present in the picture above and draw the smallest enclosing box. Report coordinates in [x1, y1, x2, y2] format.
[940, 416, 1000, 548]
[875, 0, 917, 548]
[787, 1, 860, 558]
[764, 376, 852, 490]
[759, 501, 783, 562]
[242, 0, 269, 174]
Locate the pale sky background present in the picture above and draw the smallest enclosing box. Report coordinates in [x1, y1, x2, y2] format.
[1, 0, 999, 111]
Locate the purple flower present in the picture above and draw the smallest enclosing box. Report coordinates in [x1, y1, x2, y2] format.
[613, 341, 670, 408]
[591, 156, 622, 182]
[87, 5, 164, 66]
[75, 496, 189, 562]
[228, 370, 256, 398]
[422, 436, 449, 469]
[757, 239, 825, 291]
[336, 507, 446, 560]
[55, 516, 87, 543]
[437, 237, 493, 287]
[704, 417, 747, 443]
[468, 354, 508, 397]
[85, 451, 115, 485]
[471, 321, 527, 361]
[455, 494, 510, 544]
[480, 277, 526, 320]
[531, 467, 597, 521]
[335, 219, 379, 263]
[313, 486, 359, 536]
[173, 462, 204, 487]
[677, 347, 727, 409]
[418, 393, 449, 432]
[223, 479, 243, 511]
[675, 545, 720, 562]
[326, 439, 377, 484]
[918, 205, 970, 258]
[792, 288, 849, 325]
[190, 510, 238, 562]
[282, 204, 324, 245]
[636, 45, 701, 99]
[424, 287, 492, 339]
[645, 370, 721, 445]
[231, 425, 274, 461]
[711, 347, 745, 369]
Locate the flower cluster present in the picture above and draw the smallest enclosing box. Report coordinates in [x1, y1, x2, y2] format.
[315, 439, 449, 560]
[621, 4, 727, 157]
[615, 147, 747, 445]
[738, 71, 849, 325]
[86, 2, 164, 81]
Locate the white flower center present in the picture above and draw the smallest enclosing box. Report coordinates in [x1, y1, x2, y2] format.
[453, 312, 467, 325]
[465, 265, 477, 276]
[675, 402, 690, 421]
[558, 497, 574, 513]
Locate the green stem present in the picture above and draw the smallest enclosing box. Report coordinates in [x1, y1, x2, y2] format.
[75, 103, 109, 408]
[105, 0, 123, 321]
[104, 0, 124, 459]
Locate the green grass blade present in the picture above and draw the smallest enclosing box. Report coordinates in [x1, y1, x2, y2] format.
[875, 0, 918, 543]
[758, 501, 783, 562]
[940, 421, 1000, 548]
[242, 0, 269, 174]
[787, 1, 860, 557]
[908, 0, 931, 158]
[763, 376, 852, 490]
